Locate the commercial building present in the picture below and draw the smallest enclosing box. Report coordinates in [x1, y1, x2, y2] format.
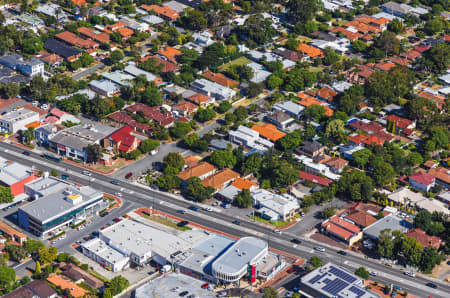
[18, 177, 105, 237]
[321, 216, 362, 246]
[363, 214, 412, 240]
[300, 263, 380, 298]
[177, 162, 217, 182]
[201, 168, 240, 192]
[81, 238, 130, 272]
[0, 157, 37, 197]
[273, 101, 304, 119]
[252, 189, 300, 221]
[229, 125, 274, 153]
[0, 108, 39, 134]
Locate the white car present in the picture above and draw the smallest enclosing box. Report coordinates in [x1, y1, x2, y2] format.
[115, 192, 122, 197]
[82, 170, 92, 176]
[203, 207, 213, 212]
[273, 230, 282, 234]
[369, 271, 377, 276]
[404, 271, 416, 277]
[315, 246, 326, 252]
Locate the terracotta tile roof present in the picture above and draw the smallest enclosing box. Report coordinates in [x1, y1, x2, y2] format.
[201, 168, 240, 190]
[390, 57, 411, 66]
[117, 27, 134, 37]
[423, 160, 436, 169]
[0, 220, 26, 241]
[299, 170, 333, 186]
[409, 171, 435, 186]
[72, 0, 87, 6]
[417, 91, 445, 110]
[361, 34, 373, 41]
[322, 222, 355, 239]
[414, 45, 431, 53]
[401, 50, 422, 60]
[78, 26, 109, 44]
[125, 103, 175, 126]
[297, 43, 324, 58]
[357, 65, 375, 79]
[202, 71, 238, 87]
[173, 101, 198, 114]
[141, 56, 180, 72]
[444, 35, 450, 42]
[106, 22, 124, 31]
[231, 177, 259, 190]
[187, 93, 212, 105]
[38, 51, 63, 65]
[141, 4, 179, 20]
[177, 162, 217, 181]
[317, 86, 338, 101]
[428, 167, 450, 184]
[47, 274, 88, 298]
[61, 264, 104, 289]
[371, 17, 390, 25]
[349, 120, 394, 142]
[183, 155, 202, 168]
[325, 157, 348, 169]
[0, 97, 21, 111]
[25, 121, 40, 129]
[331, 27, 362, 41]
[375, 61, 396, 72]
[297, 92, 312, 100]
[129, 120, 151, 132]
[251, 123, 286, 141]
[108, 111, 134, 124]
[405, 228, 442, 249]
[108, 126, 139, 153]
[327, 215, 361, 233]
[385, 115, 413, 129]
[348, 134, 384, 146]
[55, 31, 98, 49]
[158, 46, 182, 63]
[345, 210, 377, 227]
[298, 97, 334, 116]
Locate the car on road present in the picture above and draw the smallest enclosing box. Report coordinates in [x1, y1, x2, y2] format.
[337, 250, 347, 256]
[113, 218, 121, 223]
[203, 207, 213, 212]
[188, 206, 198, 211]
[61, 175, 69, 180]
[125, 172, 133, 179]
[212, 201, 219, 206]
[287, 268, 295, 273]
[100, 211, 109, 217]
[179, 291, 189, 297]
[233, 220, 241, 225]
[201, 283, 209, 289]
[285, 291, 294, 297]
[111, 180, 120, 185]
[273, 230, 282, 234]
[220, 202, 230, 209]
[115, 192, 122, 197]
[300, 212, 305, 216]
[315, 246, 326, 252]
[369, 271, 377, 276]
[426, 282, 437, 289]
[177, 209, 186, 214]
[291, 238, 301, 244]
[404, 271, 415, 277]
[22, 151, 30, 156]
[82, 170, 92, 176]
[177, 221, 189, 227]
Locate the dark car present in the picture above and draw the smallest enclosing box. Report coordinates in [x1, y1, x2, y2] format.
[177, 221, 189, 227]
[179, 291, 189, 297]
[125, 172, 133, 179]
[188, 206, 198, 211]
[111, 180, 120, 185]
[426, 283, 437, 289]
[22, 151, 30, 156]
[291, 238, 301, 244]
[233, 220, 241, 225]
[337, 250, 347, 256]
[177, 209, 186, 214]
[100, 212, 109, 217]
[61, 175, 69, 180]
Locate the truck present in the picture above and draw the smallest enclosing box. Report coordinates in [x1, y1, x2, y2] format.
[160, 265, 171, 273]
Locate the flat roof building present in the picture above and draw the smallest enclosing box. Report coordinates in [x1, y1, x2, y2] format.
[190, 78, 236, 100]
[18, 178, 105, 237]
[363, 214, 412, 240]
[0, 108, 39, 134]
[300, 263, 380, 298]
[0, 157, 37, 197]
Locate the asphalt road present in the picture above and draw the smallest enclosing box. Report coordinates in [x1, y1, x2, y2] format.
[1, 142, 448, 298]
[72, 63, 104, 80]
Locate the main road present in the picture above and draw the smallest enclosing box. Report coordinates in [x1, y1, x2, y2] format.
[0, 142, 447, 298]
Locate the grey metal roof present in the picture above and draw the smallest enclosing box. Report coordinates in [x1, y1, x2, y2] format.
[50, 124, 115, 151]
[363, 214, 412, 239]
[0, 157, 33, 186]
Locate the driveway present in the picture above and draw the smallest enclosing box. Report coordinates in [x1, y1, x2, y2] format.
[72, 63, 104, 80]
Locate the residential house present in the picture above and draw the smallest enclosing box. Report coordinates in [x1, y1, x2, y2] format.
[124, 63, 164, 86]
[252, 188, 300, 221]
[172, 101, 198, 117]
[190, 78, 236, 100]
[103, 126, 141, 154]
[299, 171, 333, 186]
[44, 39, 82, 62]
[344, 210, 377, 228]
[325, 157, 348, 173]
[78, 26, 110, 44]
[384, 114, 415, 136]
[125, 103, 176, 127]
[321, 215, 362, 246]
[142, 56, 180, 73]
[47, 274, 88, 298]
[38, 51, 63, 68]
[273, 101, 304, 119]
[349, 120, 394, 142]
[295, 141, 324, 159]
[348, 134, 384, 146]
[3, 280, 57, 298]
[297, 43, 324, 59]
[0, 220, 27, 244]
[428, 167, 450, 189]
[231, 177, 259, 191]
[264, 110, 295, 129]
[246, 62, 272, 83]
[202, 71, 238, 88]
[409, 172, 435, 192]
[35, 3, 68, 22]
[177, 162, 217, 182]
[251, 123, 286, 142]
[201, 168, 240, 192]
[185, 92, 215, 107]
[55, 31, 98, 49]
[317, 86, 338, 102]
[388, 187, 450, 215]
[89, 79, 121, 97]
[339, 143, 364, 160]
[48, 108, 80, 124]
[102, 71, 134, 87]
[229, 125, 274, 153]
[0, 108, 39, 134]
[297, 95, 334, 116]
[272, 47, 306, 62]
[296, 155, 341, 181]
[405, 228, 442, 249]
[61, 263, 104, 289]
[141, 5, 180, 21]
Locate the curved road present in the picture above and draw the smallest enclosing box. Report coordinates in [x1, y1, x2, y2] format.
[0, 142, 448, 298]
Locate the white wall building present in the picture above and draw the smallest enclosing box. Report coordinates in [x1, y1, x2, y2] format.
[0, 108, 39, 134]
[251, 189, 300, 221]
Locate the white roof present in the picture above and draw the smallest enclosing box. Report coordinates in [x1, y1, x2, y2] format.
[251, 188, 299, 217]
[82, 238, 128, 265]
[439, 73, 450, 85]
[140, 15, 164, 25]
[124, 63, 159, 83]
[0, 157, 33, 186]
[273, 101, 304, 116]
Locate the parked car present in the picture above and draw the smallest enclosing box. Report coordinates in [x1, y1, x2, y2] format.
[177, 221, 189, 227]
[220, 202, 230, 209]
[337, 250, 347, 256]
[100, 211, 109, 217]
[111, 180, 120, 185]
[233, 220, 241, 225]
[287, 268, 295, 273]
[188, 206, 198, 211]
[315, 246, 326, 252]
[179, 291, 189, 297]
[125, 172, 133, 179]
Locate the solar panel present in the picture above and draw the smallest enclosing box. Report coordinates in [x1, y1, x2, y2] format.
[349, 286, 366, 297]
[329, 266, 357, 283]
[308, 272, 326, 284]
[323, 279, 349, 295]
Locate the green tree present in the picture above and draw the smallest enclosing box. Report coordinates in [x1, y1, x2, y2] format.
[139, 139, 160, 153]
[234, 189, 252, 208]
[321, 207, 336, 219]
[402, 237, 423, 267]
[424, 18, 444, 35]
[106, 276, 130, 295]
[374, 31, 400, 56]
[277, 131, 302, 152]
[337, 170, 374, 201]
[378, 229, 394, 259]
[287, 0, 322, 23]
[23, 37, 43, 55]
[323, 48, 340, 65]
[351, 40, 367, 52]
[163, 152, 185, 171]
[241, 14, 276, 45]
[272, 162, 299, 187]
[6, 245, 27, 262]
[424, 140, 435, 153]
[186, 177, 214, 202]
[170, 121, 192, 139]
[0, 185, 13, 203]
[308, 256, 323, 268]
[35, 261, 41, 274]
[209, 150, 236, 169]
[24, 240, 45, 255]
[110, 50, 124, 64]
[216, 101, 232, 113]
[371, 158, 395, 187]
[406, 152, 423, 166]
[355, 267, 369, 280]
[103, 288, 113, 298]
[241, 153, 262, 175]
[388, 18, 403, 34]
[325, 119, 345, 139]
[79, 53, 94, 67]
[262, 286, 279, 298]
[85, 144, 102, 163]
[195, 108, 216, 122]
[38, 246, 57, 264]
[267, 75, 284, 89]
[245, 82, 264, 98]
[156, 174, 181, 191]
[352, 149, 372, 169]
[0, 266, 15, 288]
